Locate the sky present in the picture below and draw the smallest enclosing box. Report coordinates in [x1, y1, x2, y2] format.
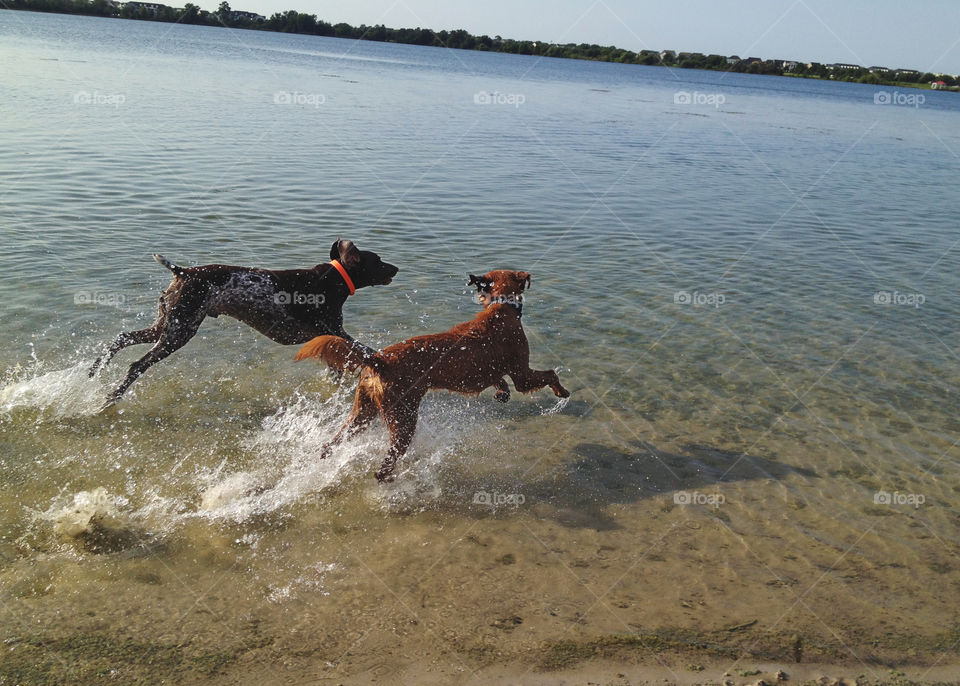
[211, 0, 960, 75]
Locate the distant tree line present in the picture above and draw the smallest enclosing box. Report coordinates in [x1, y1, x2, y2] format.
[5, 0, 956, 87]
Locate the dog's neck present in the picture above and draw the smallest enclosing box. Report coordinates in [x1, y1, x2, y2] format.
[487, 296, 522, 317]
[329, 260, 356, 295]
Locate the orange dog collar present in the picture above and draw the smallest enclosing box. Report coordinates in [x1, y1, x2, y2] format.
[330, 260, 356, 295]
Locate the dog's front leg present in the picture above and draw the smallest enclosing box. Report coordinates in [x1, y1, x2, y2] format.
[494, 377, 510, 403]
[510, 368, 570, 398]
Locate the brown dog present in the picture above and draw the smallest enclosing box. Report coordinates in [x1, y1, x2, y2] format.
[295, 270, 570, 481]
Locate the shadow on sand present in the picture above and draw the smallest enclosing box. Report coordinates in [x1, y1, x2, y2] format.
[458, 440, 820, 530]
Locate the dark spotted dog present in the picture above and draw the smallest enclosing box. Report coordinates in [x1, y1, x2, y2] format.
[89, 239, 397, 407]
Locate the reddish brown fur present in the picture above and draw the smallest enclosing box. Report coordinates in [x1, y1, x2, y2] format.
[296, 269, 570, 481]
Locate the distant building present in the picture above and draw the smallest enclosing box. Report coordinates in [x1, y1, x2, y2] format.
[124, 1, 168, 15]
[659, 50, 676, 62]
[743, 57, 762, 65]
[895, 69, 919, 76]
[780, 60, 798, 71]
[806, 62, 822, 70]
[726, 55, 741, 65]
[868, 66, 890, 73]
[229, 9, 265, 21]
[828, 63, 860, 70]
[931, 81, 948, 90]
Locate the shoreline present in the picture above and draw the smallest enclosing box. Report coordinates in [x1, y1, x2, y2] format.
[6, 624, 960, 684]
[3, 5, 956, 91]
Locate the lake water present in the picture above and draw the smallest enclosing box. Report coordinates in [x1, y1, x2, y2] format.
[2, 10, 960, 683]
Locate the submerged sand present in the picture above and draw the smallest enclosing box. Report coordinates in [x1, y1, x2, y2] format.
[4, 431, 960, 684]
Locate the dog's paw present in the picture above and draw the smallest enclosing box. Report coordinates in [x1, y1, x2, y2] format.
[374, 461, 397, 482]
[98, 397, 119, 413]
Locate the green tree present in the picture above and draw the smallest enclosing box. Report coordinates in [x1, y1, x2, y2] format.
[180, 3, 200, 23]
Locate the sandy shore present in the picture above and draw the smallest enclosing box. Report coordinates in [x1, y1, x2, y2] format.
[190, 658, 960, 685]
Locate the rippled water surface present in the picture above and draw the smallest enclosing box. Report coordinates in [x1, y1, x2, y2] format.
[2, 10, 960, 683]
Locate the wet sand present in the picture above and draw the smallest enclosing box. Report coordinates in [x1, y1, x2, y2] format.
[4, 430, 960, 684]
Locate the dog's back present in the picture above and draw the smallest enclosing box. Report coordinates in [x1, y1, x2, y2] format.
[380, 304, 527, 394]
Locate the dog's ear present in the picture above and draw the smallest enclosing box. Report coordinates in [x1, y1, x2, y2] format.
[468, 274, 488, 290]
[519, 272, 531, 290]
[331, 240, 361, 269]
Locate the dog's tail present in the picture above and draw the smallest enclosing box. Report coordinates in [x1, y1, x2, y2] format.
[294, 335, 383, 374]
[153, 254, 186, 277]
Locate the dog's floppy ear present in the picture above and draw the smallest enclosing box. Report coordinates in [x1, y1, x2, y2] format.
[519, 272, 531, 290]
[331, 239, 361, 269]
[468, 274, 488, 290]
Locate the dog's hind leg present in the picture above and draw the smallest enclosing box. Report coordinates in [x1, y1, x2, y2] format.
[318, 384, 380, 459]
[89, 293, 170, 377]
[101, 284, 210, 408]
[375, 391, 423, 482]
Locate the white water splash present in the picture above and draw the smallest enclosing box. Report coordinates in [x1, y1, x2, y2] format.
[193, 390, 488, 522]
[0, 362, 107, 418]
[541, 396, 570, 416]
[41, 487, 129, 538]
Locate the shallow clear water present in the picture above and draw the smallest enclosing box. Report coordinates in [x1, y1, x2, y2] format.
[2, 10, 960, 682]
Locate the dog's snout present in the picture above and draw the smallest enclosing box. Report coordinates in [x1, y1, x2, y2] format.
[375, 262, 398, 286]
